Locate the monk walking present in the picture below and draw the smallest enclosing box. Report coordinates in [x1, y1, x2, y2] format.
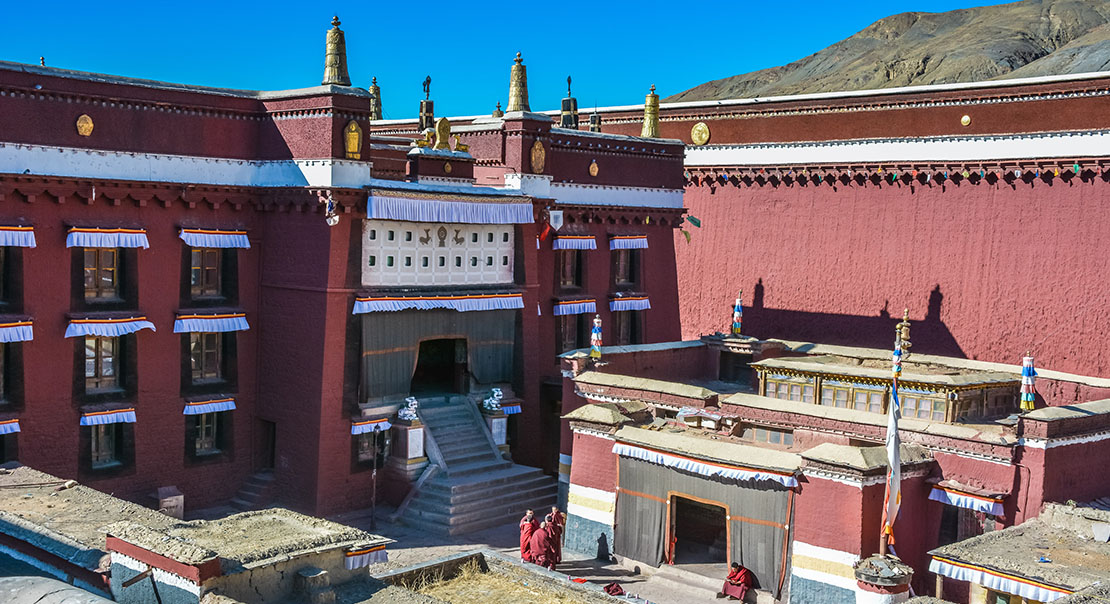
[544, 506, 565, 565]
[717, 562, 752, 600]
[518, 509, 539, 562]
[529, 521, 556, 570]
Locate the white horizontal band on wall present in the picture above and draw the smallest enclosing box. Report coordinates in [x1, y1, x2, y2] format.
[352, 293, 524, 314]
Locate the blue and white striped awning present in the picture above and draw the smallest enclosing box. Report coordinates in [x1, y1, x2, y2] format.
[553, 235, 596, 250]
[609, 235, 648, 250]
[174, 313, 249, 333]
[0, 226, 36, 248]
[0, 419, 20, 435]
[351, 418, 392, 434]
[183, 398, 237, 415]
[0, 321, 33, 343]
[66, 317, 155, 338]
[367, 192, 533, 224]
[552, 299, 596, 316]
[345, 544, 388, 569]
[80, 409, 136, 426]
[66, 227, 149, 249]
[929, 485, 1004, 516]
[610, 297, 651, 312]
[353, 293, 523, 314]
[179, 228, 250, 249]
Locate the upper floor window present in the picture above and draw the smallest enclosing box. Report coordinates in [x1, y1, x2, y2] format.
[611, 311, 642, 346]
[901, 395, 946, 422]
[767, 379, 814, 403]
[557, 314, 586, 355]
[853, 390, 884, 414]
[194, 413, 220, 455]
[557, 250, 583, 289]
[84, 248, 119, 301]
[90, 424, 119, 468]
[738, 425, 794, 446]
[191, 248, 222, 299]
[85, 336, 120, 393]
[190, 333, 223, 384]
[612, 249, 640, 289]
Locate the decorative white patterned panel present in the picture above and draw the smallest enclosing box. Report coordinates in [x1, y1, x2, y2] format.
[362, 220, 514, 287]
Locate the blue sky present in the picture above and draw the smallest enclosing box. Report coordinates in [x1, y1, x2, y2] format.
[1, 0, 999, 118]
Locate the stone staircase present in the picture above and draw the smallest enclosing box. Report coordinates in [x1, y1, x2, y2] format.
[400, 395, 558, 536]
[230, 470, 277, 511]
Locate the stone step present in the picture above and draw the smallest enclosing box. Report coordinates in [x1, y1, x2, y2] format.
[440, 450, 500, 467]
[409, 481, 558, 518]
[423, 465, 547, 495]
[419, 474, 555, 506]
[425, 418, 483, 431]
[435, 441, 491, 455]
[442, 459, 512, 477]
[403, 490, 558, 536]
[229, 497, 254, 511]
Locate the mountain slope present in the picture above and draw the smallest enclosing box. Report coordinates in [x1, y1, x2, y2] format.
[667, 0, 1110, 102]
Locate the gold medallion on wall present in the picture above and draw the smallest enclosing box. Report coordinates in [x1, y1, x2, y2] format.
[530, 140, 546, 174]
[691, 122, 710, 146]
[588, 159, 599, 177]
[444, 162, 453, 174]
[76, 114, 94, 137]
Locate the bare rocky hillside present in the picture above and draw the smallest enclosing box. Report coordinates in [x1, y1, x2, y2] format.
[667, 0, 1110, 102]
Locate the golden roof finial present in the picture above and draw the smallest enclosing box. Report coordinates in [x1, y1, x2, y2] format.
[896, 308, 912, 356]
[322, 16, 351, 87]
[506, 52, 530, 112]
[368, 76, 382, 120]
[492, 101, 504, 118]
[641, 84, 660, 138]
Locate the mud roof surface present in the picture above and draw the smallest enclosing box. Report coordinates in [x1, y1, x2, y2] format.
[802, 442, 932, 472]
[111, 509, 391, 570]
[574, 371, 720, 400]
[0, 466, 175, 569]
[931, 515, 1110, 593]
[752, 355, 1018, 387]
[1024, 398, 1110, 421]
[613, 425, 801, 473]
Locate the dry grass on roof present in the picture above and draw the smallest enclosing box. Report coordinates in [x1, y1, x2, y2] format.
[413, 560, 599, 604]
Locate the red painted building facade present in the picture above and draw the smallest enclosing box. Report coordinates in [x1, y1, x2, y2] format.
[0, 27, 686, 518]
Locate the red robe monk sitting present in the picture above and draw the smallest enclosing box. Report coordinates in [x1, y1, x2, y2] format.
[529, 521, 557, 570]
[519, 509, 539, 562]
[717, 562, 752, 600]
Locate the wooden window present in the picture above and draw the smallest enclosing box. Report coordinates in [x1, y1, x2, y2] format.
[91, 424, 118, 468]
[983, 393, 1015, 418]
[853, 390, 884, 414]
[613, 249, 639, 288]
[85, 337, 119, 392]
[357, 430, 391, 467]
[190, 333, 222, 383]
[190, 248, 222, 299]
[557, 315, 583, 354]
[83, 248, 119, 300]
[821, 385, 850, 407]
[900, 395, 946, 421]
[802, 385, 815, 404]
[740, 425, 794, 446]
[557, 250, 582, 288]
[194, 413, 219, 455]
[611, 311, 641, 346]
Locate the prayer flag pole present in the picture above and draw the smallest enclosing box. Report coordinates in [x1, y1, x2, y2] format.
[880, 309, 911, 555]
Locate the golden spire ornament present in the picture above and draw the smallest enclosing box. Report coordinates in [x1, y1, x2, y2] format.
[640, 84, 660, 138]
[506, 52, 530, 112]
[322, 16, 351, 86]
[369, 76, 383, 120]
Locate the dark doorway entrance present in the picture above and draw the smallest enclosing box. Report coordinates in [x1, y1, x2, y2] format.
[255, 419, 276, 471]
[411, 338, 467, 394]
[672, 496, 728, 572]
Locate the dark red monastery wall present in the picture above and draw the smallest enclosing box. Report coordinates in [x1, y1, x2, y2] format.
[674, 176, 1110, 378]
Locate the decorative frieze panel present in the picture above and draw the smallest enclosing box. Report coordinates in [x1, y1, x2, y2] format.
[361, 219, 513, 287]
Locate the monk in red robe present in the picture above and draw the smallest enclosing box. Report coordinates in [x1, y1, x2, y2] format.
[544, 506, 564, 565]
[529, 521, 557, 570]
[718, 562, 752, 600]
[519, 509, 539, 562]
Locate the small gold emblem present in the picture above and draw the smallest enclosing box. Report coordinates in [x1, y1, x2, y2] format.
[344, 120, 362, 159]
[960, 115, 972, 127]
[76, 114, 94, 137]
[691, 122, 710, 146]
[588, 159, 599, 177]
[444, 162, 453, 174]
[530, 140, 546, 174]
